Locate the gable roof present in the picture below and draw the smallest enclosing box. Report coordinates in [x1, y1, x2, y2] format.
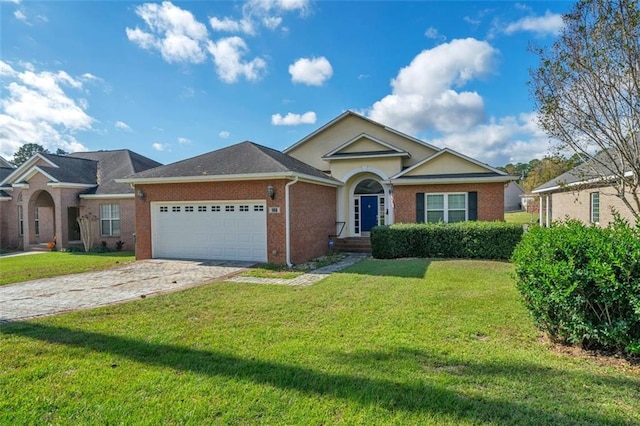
[321, 133, 410, 160]
[391, 148, 515, 183]
[0, 149, 162, 195]
[0, 156, 13, 168]
[283, 110, 440, 153]
[532, 150, 624, 194]
[120, 141, 341, 186]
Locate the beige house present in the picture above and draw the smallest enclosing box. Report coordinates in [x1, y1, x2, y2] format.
[0, 150, 161, 251]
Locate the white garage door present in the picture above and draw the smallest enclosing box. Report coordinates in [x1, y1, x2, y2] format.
[151, 201, 267, 262]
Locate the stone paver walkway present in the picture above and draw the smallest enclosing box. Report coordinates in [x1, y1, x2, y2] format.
[229, 253, 369, 286]
[0, 259, 252, 322]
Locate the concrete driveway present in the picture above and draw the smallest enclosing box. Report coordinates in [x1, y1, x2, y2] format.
[0, 259, 253, 322]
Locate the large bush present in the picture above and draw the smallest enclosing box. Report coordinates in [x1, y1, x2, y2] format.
[371, 221, 523, 260]
[512, 217, 640, 356]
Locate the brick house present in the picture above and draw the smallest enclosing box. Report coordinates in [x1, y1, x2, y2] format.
[122, 112, 516, 265]
[532, 152, 639, 227]
[0, 150, 161, 251]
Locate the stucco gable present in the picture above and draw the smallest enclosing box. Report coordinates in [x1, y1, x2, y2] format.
[322, 133, 409, 160]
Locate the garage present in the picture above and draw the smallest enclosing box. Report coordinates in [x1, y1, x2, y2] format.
[151, 201, 267, 262]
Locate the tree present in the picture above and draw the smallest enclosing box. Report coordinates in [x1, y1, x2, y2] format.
[530, 0, 640, 218]
[11, 143, 48, 166]
[523, 155, 579, 192]
[55, 148, 68, 155]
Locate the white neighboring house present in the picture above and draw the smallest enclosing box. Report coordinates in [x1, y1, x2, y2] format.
[504, 181, 524, 212]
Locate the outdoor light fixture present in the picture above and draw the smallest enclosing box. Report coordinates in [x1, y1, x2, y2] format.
[267, 184, 275, 200]
[136, 188, 145, 201]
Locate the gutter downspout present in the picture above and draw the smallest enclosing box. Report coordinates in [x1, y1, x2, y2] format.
[285, 176, 299, 267]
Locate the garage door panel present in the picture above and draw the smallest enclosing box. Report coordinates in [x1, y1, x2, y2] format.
[152, 202, 267, 262]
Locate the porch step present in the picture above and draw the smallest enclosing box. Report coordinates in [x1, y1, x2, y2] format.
[333, 237, 371, 253]
[27, 243, 54, 252]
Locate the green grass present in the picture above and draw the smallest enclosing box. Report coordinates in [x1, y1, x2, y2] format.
[2, 259, 639, 424]
[0, 252, 135, 285]
[505, 210, 538, 225]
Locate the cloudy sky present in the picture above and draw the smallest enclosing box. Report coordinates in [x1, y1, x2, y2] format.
[0, 0, 570, 167]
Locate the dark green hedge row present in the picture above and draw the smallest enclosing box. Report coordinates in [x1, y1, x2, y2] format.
[512, 218, 640, 356]
[370, 221, 524, 260]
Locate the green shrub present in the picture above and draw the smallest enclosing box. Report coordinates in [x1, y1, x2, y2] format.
[511, 217, 640, 356]
[371, 221, 523, 260]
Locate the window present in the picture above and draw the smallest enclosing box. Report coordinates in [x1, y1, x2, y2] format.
[172, 206, 181, 212]
[225, 205, 235, 212]
[198, 206, 206, 212]
[239, 205, 249, 212]
[426, 193, 467, 223]
[590, 192, 600, 224]
[34, 208, 39, 236]
[18, 205, 24, 236]
[160, 206, 168, 213]
[211, 205, 221, 212]
[254, 205, 264, 212]
[100, 204, 121, 236]
[185, 206, 194, 212]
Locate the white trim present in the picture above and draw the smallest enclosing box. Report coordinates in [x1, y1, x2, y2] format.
[48, 182, 96, 189]
[116, 171, 341, 187]
[0, 153, 58, 186]
[349, 175, 388, 237]
[532, 170, 634, 194]
[322, 133, 409, 158]
[11, 183, 29, 189]
[14, 166, 59, 184]
[283, 110, 440, 153]
[323, 152, 410, 161]
[341, 166, 390, 183]
[392, 148, 508, 179]
[0, 196, 11, 201]
[80, 193, 135, 199]
[392, 175, 516, 185]
[285, 176, 299, 267]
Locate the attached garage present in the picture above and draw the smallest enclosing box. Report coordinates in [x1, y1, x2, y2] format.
[151, 201, 267, 262]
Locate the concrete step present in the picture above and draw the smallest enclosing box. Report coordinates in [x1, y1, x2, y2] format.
[333, 237, 371, 253]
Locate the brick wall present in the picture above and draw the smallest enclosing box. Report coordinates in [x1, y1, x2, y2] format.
[393, 182, 505, 223]
[80, 198, 136, 251]
[134, 180, 288, 263]
[550, 186, 638, 226]
[289, 181, 337, 264]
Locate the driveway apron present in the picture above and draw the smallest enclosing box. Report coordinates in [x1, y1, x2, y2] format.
[0, 259, 252, 322]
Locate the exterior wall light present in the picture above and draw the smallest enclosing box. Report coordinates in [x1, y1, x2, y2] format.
[267, 184, 275, 200]
[136, 188, 145, 201]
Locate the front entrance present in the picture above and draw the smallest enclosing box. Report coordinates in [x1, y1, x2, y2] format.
[68, 207, 81, 241]
[353, 178, 385, 236]
[360, 196, 378, 232]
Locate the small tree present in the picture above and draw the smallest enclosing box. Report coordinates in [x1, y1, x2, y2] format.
[11, 143, 48, 166]
[77, 213, 98, 252]
[530, 0, 640, 219]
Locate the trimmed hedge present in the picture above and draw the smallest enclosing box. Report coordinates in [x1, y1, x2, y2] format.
[512, 217, 640, 356]
[371, 221, 524, 260]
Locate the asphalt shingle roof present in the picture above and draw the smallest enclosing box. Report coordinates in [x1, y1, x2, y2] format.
[533, 150, 622, 192]
[0, 167, 14, 182]
[128, 141, 337, 183]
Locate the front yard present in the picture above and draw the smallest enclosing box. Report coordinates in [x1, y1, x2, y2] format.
[1, 259, 639, 424]
[0, 251, 135, 286]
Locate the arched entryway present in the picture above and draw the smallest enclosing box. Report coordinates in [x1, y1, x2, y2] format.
[27, 190, 56, 245]
[352, 178, 386, 236]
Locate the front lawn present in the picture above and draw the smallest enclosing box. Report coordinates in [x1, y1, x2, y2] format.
[504, 210, 537, 225]
[1, 259, 639, 424]
[0, 252, 135, 285]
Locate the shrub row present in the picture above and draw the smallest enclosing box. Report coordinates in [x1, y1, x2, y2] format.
[511, 217, 640, 356]
[370, 221, 523, 260]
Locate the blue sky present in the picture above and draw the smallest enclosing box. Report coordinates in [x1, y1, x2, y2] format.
[0, 0, 572, 167]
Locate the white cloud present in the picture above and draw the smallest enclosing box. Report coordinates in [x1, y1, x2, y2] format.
[262, 16, 282, 30]
[115, 121, 131, 131]
[503, 11, 564, 36]
[424, 26, 445, 41]
[14, 9, 27, 22]
[218, 131, 230, 139]
[152, 142, 170, 151]
[206, 37, 266, 83]
[0, 61, 91, 158]
[428, 112, 551, 165]
[271, 111, 316, 126]
[209, 16, 255, 35]
[177, 136, 191, 144]
[367, 38, 498, 135]
[126, 1, 209, 64]
[289, 56, 333, 86]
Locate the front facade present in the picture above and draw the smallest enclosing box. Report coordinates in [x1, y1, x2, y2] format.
[0, 150, 161, 251]
[124, 112, 515, 265]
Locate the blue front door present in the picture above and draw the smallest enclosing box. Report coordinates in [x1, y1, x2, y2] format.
[361, 196, 378, 232]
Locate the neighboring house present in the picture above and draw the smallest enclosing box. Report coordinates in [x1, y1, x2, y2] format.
[504, 181, 524, 212]
[121, 111, 516, 265]
[520, 193, 540, 214]
[0, 150, 162, 251]
[532, 152, 638, 226]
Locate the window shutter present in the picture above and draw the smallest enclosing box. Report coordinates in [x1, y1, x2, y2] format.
[416, 193, 425, 223]
[468, 191, 478, 221]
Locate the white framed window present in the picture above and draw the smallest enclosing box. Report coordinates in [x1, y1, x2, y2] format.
[426, 193, 467, 223]
[590, 192, 600, 224]
[34, 208, 39, 236]
[18, 205, 24, 236]
[100, 204, 121, 236]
